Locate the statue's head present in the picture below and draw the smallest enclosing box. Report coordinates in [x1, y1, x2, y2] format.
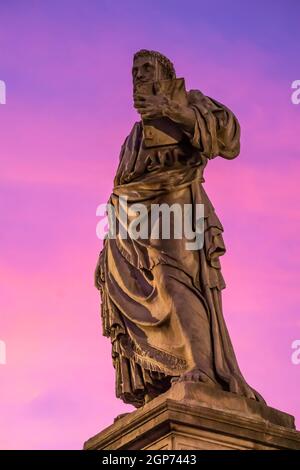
[132, 49, 176, 91]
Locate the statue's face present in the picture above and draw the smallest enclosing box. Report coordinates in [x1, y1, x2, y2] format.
[132, 56, 165, 91]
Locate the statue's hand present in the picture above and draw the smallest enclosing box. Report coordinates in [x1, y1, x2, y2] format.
[134, 83, 170, 119]
[134, 83, 196, 133]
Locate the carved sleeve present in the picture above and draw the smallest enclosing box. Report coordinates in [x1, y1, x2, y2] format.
[187, 89, 240, 160]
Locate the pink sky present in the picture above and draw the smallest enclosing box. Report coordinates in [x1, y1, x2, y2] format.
[0, 1, 299, 449]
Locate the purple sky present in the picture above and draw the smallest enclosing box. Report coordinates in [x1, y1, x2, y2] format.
[0, 0, 299, 449]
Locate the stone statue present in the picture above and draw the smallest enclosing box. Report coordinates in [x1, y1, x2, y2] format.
[94, 49, 265, 408]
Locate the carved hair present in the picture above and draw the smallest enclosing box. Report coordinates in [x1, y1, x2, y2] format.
[133, 49, 176, 79]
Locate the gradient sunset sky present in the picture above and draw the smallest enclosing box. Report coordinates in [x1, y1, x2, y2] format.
[1, 0, 299, 449]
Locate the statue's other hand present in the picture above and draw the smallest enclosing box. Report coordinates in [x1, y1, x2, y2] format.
[133, 86, 169, 120]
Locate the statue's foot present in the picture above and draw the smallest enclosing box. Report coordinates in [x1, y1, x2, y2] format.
[171, 368, 215, 386]
[144, 393, 152, 404]
[114, 412, 129, 422]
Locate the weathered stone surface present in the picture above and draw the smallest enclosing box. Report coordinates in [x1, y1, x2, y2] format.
[90, 50, 299, 452]
[84, 382, 300, 450]
[94, 49, 266, 409]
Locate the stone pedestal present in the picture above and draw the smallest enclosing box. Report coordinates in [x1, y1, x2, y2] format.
[84, 382, 300, 450]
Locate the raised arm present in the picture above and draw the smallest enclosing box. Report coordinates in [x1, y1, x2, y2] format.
[134, 85, 240, 159]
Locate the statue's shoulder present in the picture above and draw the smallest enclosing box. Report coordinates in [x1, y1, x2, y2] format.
[126, 121, 142, 135]
[187, 90, 237, 123]
[187, 89, 223, 111]
[187, 89, 205, 103]
[128, 121, 142, 142]
[119, 121, 142, 158]
[122, 121, 141, 143]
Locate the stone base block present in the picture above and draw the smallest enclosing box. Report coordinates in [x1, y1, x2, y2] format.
[84, 382, 300, 450]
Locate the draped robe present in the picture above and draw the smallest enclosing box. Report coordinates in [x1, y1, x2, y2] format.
[96, 89, 265, 407]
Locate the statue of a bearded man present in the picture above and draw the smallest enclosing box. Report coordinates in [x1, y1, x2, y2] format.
[95, 49, 265, 408]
